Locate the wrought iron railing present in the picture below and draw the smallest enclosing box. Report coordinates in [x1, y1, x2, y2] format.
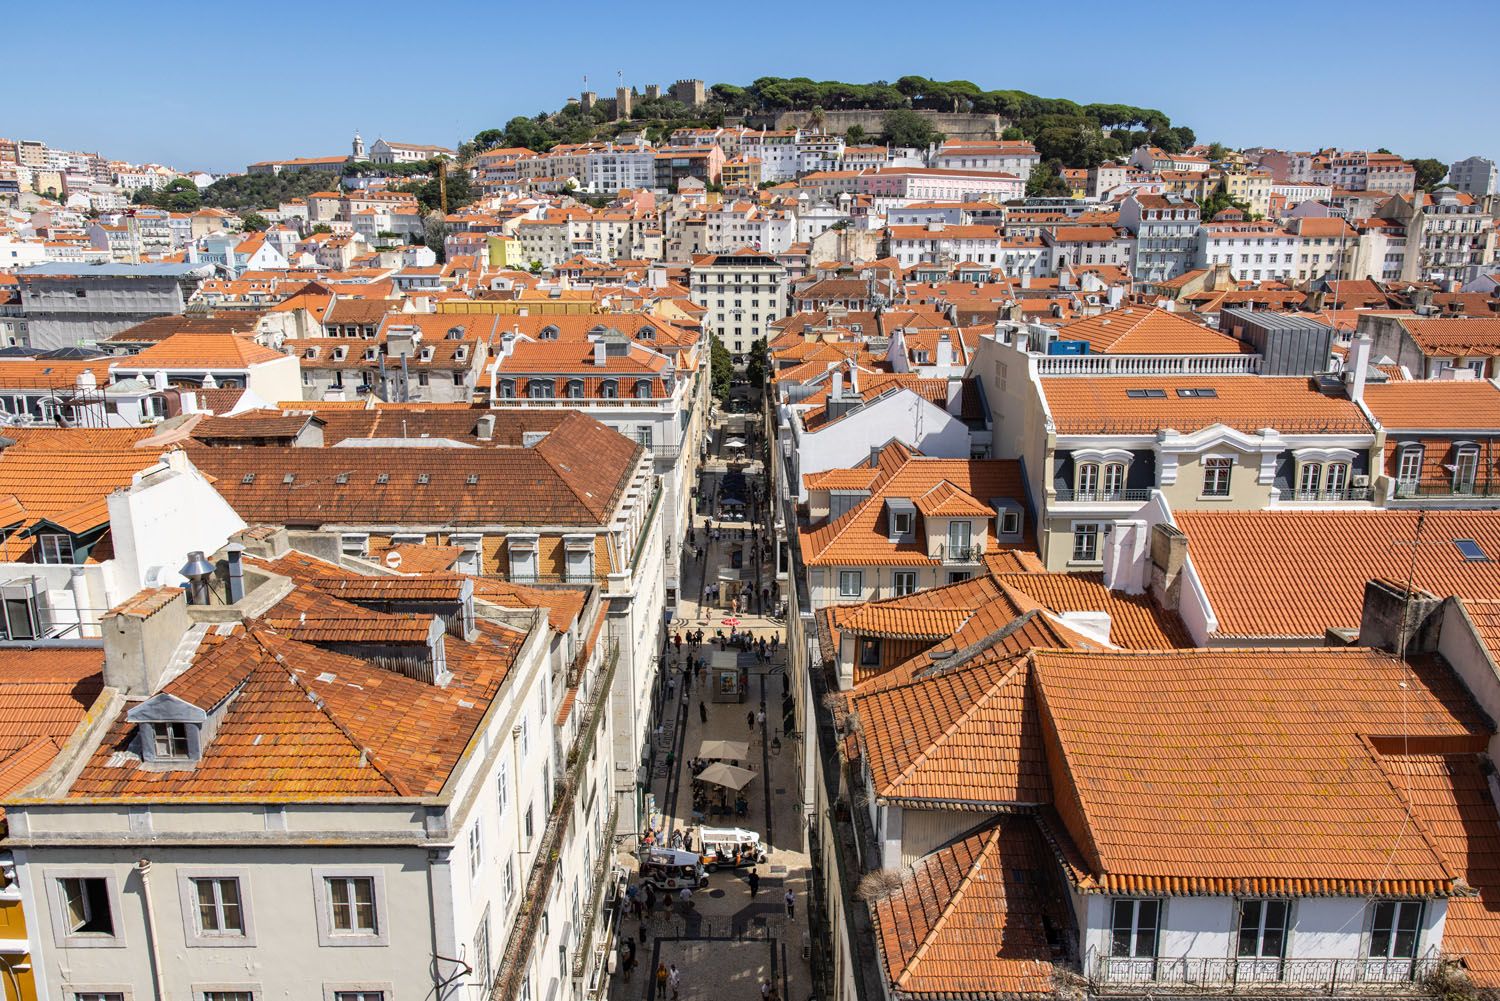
[571, 802, 620, 979]
[1394, 480, 1500, 499]
[934, 543, 981, 564]
[1284, 487, 1374, 503]
[490, 640, 620, 1001]
[1092, 955, 1441, 995]
[1053, 488, 1154, 503]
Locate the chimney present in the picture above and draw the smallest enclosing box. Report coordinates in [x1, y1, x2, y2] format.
[1354, 579, 1442, 655]
[1103, 519, 1149, 595]
[935, 333, 953, 368]
[1347, 333, 1372, 402]
[869, 444, 881, 468]
[102, 588, 191, 697]
[476, 414, 495, 441]
[594, 339, 607, 366]
[224, 543, 245, 604]
[1020, 274, 1031, 289]
[1147, 522, 1189, 609]
[831, 371, 843, 400]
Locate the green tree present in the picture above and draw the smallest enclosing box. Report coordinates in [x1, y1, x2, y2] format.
[133, 177, 202, 212]
[240, 212, 270, 232]
[311, 224, 333, 234]
[1206, 142, 1228, 160]
[845, 124, 867, 144]
[744, 337, 768, 390]
[1026, 161, 1071, 198]
[710, 334, 733, 400]
[881, 108, 943, 149]
[1001, 126, 1027, 141]
[1197, 181, 1251, 220]
[1409, 157, 1448, 191]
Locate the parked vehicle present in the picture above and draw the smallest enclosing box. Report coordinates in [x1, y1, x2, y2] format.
[637, 847, 707, 890]
[697, 826, 767, 870]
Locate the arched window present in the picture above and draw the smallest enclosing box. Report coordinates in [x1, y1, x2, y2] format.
[1454, 444, 1480, 494]
[498, 379, 515, 399]
[600, 379, 619, 399]
[528, 378, 555, 399]
[634, 379, 653, 399]
[538, 325, 559, 341]
[566, 379, 584, 399]
[1395, 444, 1424, 495]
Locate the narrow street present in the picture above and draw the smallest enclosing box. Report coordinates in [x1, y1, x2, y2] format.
[611, 388, 812, 1001]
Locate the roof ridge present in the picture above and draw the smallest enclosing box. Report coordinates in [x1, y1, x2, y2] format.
[247, 627, 412, 797]
[883, 660, 1027, 800]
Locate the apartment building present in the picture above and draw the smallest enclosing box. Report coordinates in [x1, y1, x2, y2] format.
[1118, 193, 1200, 281]
[1195, 219, 1298, 282]
[688, 250, 788, 358]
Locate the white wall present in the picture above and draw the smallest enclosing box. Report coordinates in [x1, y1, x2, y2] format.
[792, 390, 973, 500]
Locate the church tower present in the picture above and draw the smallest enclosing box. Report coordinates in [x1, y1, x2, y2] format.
[352, 130, 366, 160]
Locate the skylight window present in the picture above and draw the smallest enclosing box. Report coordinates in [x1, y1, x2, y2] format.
[1175, 388, 1218, 398]
[417, 473, 431, 485]
[282, 473, 295, 485]
[376, 473, 390, 484]
[1125, 388, 1168, 399]
[241, 473, 256, 484]
[1455, 538, 1489, 562]
[335, 472, 349, 484]
[466, 474, 479, 485]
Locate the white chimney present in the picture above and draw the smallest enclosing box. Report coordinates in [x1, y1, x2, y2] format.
[831, 371, 843, 400]
[1348, 333, 1372, 403]
[1103, 519, 1149, 595]
[593, 339, 607, 366]
[935, 334, 953, 368]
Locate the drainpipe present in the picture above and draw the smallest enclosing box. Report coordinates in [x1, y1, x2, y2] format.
[136, 859, 165, 1001]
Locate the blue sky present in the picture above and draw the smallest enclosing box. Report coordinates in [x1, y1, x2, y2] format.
[11, 0, 1498, 173]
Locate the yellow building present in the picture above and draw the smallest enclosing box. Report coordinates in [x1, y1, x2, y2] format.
[486, 234, 527, 269]
[1223, 169, 1272, 218]
[722, 156, 762, 190]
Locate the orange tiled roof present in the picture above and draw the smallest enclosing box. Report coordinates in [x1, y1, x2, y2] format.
[1362, 380, 1500, 430]
[1033, 647, 1487, 896]
[0, 648, 105, 798]
[1055, 307, 1251, 355]
[1041, 376, 1370, 435]
[1396, 317, 1500, 356]
[1176, 509, 1500, 637]
[871, 817, 1062, 999]
[120, 333, 285, 369]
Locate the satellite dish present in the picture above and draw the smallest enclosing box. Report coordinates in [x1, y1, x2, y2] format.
[384, 550, 403, 569]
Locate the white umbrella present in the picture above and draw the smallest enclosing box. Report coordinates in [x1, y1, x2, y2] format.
[698, 739, 749, 761]
[695, 762, 757, 791]
[723, 438, 746, 449]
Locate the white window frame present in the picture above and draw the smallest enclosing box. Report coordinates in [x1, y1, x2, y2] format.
[194, 987, 261, 1001]
[324, 987, 391, 1001]
[837, 570, 863, 598]
[310, 868, 388, 948]
[468, 821, 484, 883]
[1453, 444, 1480, 493]
[1071, 523, 1101, 564]
[340, 534, 369, 559]
[891, 571, 917, 597]
[892, 511, 913, 535]
[1368, 899, 1423, 960]
[1236, 899, 1289, 959]
[1201, 456, 1233, 498]
[177, 868, 256, 947]
[39, 533, 75, 565]
[65, 990, 132, 1001]
[1395, 445, 1424, 492]
[1109, 898, 1162, 959]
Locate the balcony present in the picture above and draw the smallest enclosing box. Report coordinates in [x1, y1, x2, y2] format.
[1394, 480, 1500, 500]
[935, 543, 982, 564]
[1037, 354, 1263, 377]
[1053, 488, 1154, 504]
[1092, 956, 1441, 995]
[1280, 487, 1374, 503]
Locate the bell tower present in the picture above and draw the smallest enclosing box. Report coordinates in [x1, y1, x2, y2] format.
[352, 130, 365, 160]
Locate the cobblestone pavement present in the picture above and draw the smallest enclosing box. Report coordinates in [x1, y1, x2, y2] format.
[611, 400, 810, 1001]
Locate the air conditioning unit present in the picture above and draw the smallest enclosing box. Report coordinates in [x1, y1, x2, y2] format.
[1352, 475, 1371, 489]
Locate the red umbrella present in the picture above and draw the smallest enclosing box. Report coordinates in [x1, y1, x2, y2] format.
[722, 617, 740, 627]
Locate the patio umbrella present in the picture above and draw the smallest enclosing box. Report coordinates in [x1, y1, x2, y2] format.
[698, 739, 749, 761]
[723, 439, 746, 449]
[695, 762, 757, 791]
[722, 617, 740, 627]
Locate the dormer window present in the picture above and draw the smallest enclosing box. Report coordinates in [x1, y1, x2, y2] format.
[539, 325, 559, 340]
[600, 379, 619, 399]
[634, 379, 653, 399]
[498, 379, 515, 399]
[420, 346, 435, 362]
[363, 347, 377, 361]
[333, 346, 348, 361]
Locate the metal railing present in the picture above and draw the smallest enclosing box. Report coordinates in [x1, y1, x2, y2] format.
[1036, 354, 1263, 377]
[1092, 955, 1441, 995]
[572, 803, 620, 980]
[1283, 487, 1374, 503]
[1394, 480, 1500, 500]
[934, 543, 981, 564]
[1053, 488, 1154, 503]
[490, 639, 620, 1001]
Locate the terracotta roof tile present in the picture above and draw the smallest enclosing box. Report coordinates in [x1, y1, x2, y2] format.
[119, 333, 284, 368]
[1041, 376, 1371, 435]
[1033, 647, 1486, 896]
[1362, 381, 1500, 430]
[1176, 510, 1500, 637]
[1055, 307, 1251, 355]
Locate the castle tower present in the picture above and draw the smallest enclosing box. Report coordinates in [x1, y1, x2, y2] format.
[670, 79, 706, 107]
[615, 86, 633, 120]
[352, 130, 365, 159]
[644, 84, 661, 101]
[581, 91, 597, 112]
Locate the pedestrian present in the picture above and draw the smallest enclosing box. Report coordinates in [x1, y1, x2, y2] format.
[667, 675, 676, 699]
[665, 748, 675, 773]
[747, 710, 755, 732]
[748, 867, 761, 897]
[640, 914, 649, 942]
[761, 980, 772, 1001]
[683, 664, 692, 694]
[699, 700, 708, 723]
[669, 963, 681, 1001]
[784, 888, 795, 918]
[656, 963, 669, 1000]
[622, 937, 636, 980]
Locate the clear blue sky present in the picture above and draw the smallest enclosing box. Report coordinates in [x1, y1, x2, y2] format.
[11, 0, 1497, 173]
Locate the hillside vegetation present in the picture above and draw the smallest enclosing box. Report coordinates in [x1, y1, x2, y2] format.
[469, 76, 1193, 171]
